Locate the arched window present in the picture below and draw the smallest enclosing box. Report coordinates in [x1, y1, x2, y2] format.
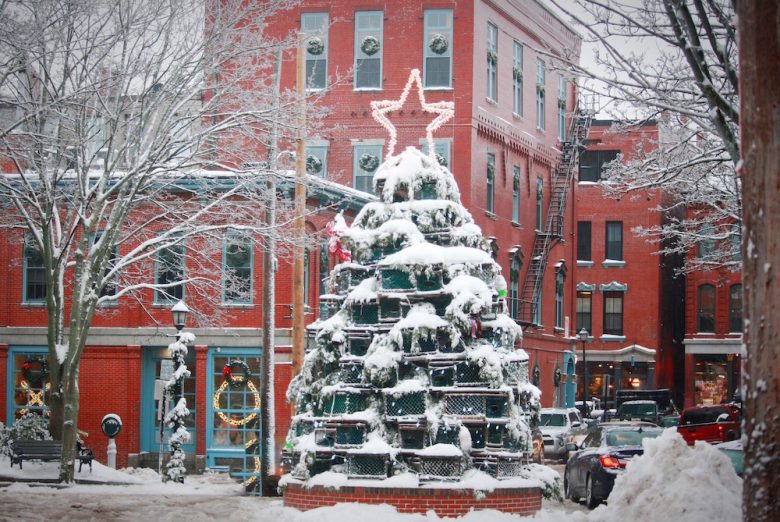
[555, 270, 565, 329]
[729, 284, 742, 333]
[697, 284, 716, 333]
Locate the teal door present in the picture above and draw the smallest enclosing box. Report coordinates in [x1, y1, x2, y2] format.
[140, 346, 196, 454]
[206, 349, 262, 492]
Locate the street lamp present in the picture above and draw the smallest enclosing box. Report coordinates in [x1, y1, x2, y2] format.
[578, 328, 590, 415]
[171, 300, 189, 336]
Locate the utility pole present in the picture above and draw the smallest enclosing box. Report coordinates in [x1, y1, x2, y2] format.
[260, 46, 281, 495]
[292, 36, 306, 376]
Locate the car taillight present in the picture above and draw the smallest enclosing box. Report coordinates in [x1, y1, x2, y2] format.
[600, 455, 626, 469]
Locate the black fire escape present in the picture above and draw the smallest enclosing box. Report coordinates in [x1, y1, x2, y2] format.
[517, 111, 592, 326]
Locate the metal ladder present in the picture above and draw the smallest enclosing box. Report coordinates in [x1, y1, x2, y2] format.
[517, 111, 592, 325]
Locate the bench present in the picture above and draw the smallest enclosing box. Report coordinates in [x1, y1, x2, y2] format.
[9, 440, 94, 472]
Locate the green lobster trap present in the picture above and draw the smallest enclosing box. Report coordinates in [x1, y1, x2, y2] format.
[379, 268, 414, 290]
[398, 425, 427, 449]
[379, 297, 409, 322]
[346, 454, 389, 478]
[323, 392, 369, 416]
[351, 303, 379, 325]
[415, 180, 439, 200]
[418, 456, 463, 481]
[345, 331, 372, 357]
[385, 391, 426, 417]
[339, 362, 364, 384]
[335, 424, 367, 447]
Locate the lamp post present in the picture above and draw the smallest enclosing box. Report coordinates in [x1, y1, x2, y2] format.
[578, 328, 589, 415]
[170, 300, 189, 410]
[166, 300, 189, 482]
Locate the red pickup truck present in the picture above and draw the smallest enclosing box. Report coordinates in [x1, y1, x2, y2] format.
[677, 404, 740, 445]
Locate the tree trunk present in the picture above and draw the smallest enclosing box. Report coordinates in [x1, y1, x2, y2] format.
[737, 2, 780, 521]
[58, 365, 79, 483]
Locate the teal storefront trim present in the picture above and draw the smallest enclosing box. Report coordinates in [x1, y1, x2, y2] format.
[6, 346, 48, 424]
[205, 347, 262, 493]
[140, 346, 196, 454]
[563, 351, 577, 408]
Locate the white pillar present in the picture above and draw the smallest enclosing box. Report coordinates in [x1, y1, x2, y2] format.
[107, 438, 117, 469]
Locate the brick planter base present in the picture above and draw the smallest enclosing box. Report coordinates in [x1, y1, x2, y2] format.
[282, 480, 542, 518]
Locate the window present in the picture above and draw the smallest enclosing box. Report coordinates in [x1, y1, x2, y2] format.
[11, 350, 49, 419]
[557, 76, 567, 141]
[486, 153, 495, 213]
[729, 284, 742, 333]
[486, 22, 498, 101]
[536, 58, 545, 130]
[535, 177, 543, 230]
[302, 13, 328, 90]
[223, 233, 252, 304]
[577, 221, 592, 261]
[533, 290, 542, 325]
[579, 149, 619, 182]
[353, 143, 383, 193]
[509, 254, 522, 319]
[603, 291, 624, 335]
[605, 221, 623, 260]
[306, 144, 328, 178]
[512, 166, 521, 223]
[698, 223, 716, 258]
[319, 239, 329, 296]
[423, 10, 453, 88]
[91, 232, 118, 298]
[155, 241, 185, 303]
[513, 41, 523, 116]
[421, 140, 451, 171]
[576, 291, 592, 334]
[555, 271, 565, 329]
[697, 284, 716, 333]
[23, 235, 46, 303]
[354, 11, 382, 89]
[731, 228, 742, 262]
[304, 249, 311, 308]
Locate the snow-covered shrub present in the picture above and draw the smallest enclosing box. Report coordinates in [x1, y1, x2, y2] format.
[0, 414, 52, 456]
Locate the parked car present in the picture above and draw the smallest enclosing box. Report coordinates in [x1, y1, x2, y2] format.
[615, 400, 660, 423]
[716, 440, 744, 477]
[677, 404, 741, 445]
[539, 408, 588, 462]
[658, 415, 680, 428]
[564, 424, 664, 508]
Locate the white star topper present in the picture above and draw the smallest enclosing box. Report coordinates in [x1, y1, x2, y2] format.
[370, 69, 455, 158]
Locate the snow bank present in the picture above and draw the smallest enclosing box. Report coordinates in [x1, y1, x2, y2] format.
[589, 429, 742, 522]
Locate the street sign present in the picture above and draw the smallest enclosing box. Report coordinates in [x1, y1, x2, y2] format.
[101, 413, 123, 438]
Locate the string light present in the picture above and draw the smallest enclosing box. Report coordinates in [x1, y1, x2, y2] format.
[212, 380, 261, 426]
[370, 69, 455, 158]
[18, 380, 50, 416]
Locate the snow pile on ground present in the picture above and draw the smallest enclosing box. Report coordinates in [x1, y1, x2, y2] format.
[588, 429, 742, 522]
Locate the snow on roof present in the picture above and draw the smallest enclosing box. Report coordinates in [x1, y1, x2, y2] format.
[379, 243, 493, 267]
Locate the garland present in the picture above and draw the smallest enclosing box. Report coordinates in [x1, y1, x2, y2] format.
[513, 172, 521, 191]
[307, 37, 325, 56]
[306, 154, 323, 174]
[435, 152, 447, 167]
[429, 34, 448, 55]
[22, 356, 48, 387]
[359, 153, 380, 172]
[360, 35, 380, 56]
[223, 359, 251, 388]
[513, 67, 523, 82]
[487, 49, 497, 65]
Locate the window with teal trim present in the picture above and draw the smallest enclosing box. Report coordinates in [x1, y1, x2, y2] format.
[354, 11, 383, 89]
[306, 144, 328, 178]
[353, 143, 383, 193]
[486, 153, 495, 213]
[10, 349, 50, 420]
[92, 231, 118, 298]
[423, 10, 452, 88]
[536, 177, 543, 230]
[421, 140, 451, 171]
[155, 241, 185, 303]
[536, 58, 546, 131]
[513, 41, 523, 116]
[512, 166, 521, 223]
[487, 22, 498, 101]
[555, 271, 565, 328]
[223, 232, 252, 304]
[558, 75, 567, 141]
[302, 13, 328, 90]
[23, 234, 46, 304]
[509, 254, 521, 319]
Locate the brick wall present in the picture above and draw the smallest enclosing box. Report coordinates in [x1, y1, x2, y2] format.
[283, 482, 542, 517]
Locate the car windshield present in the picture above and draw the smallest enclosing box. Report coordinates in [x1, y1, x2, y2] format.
[620, 403, 656, 416]
[540, 413, 567, 427]
[605, 430, 661, 447]
[682, 406, 731, 425]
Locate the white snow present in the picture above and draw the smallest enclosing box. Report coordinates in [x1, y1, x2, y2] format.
[379, 243, 494, 267]
[0, 429, 742, 521]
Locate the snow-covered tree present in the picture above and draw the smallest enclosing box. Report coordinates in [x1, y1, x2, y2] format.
[552, 0, 740, 273]
[0, 0, 319, 482]
[283, 133, 543, 488]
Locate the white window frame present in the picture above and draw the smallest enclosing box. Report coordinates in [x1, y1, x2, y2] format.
[513, 41, 523, 116]
[423, 9, 453, 88]
[354, 11, 383, 90]
[353, 142, 383, 194]
[301, 13, 328, 91]
[487, 22, 498, 102]
[536, 58, 546, 131]
[222, 231, 253, 305]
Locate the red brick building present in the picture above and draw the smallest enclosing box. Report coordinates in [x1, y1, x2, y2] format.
[681, 232, 742, 408]
[573, 120, 685, 409]
[2, 0, 586, 481]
